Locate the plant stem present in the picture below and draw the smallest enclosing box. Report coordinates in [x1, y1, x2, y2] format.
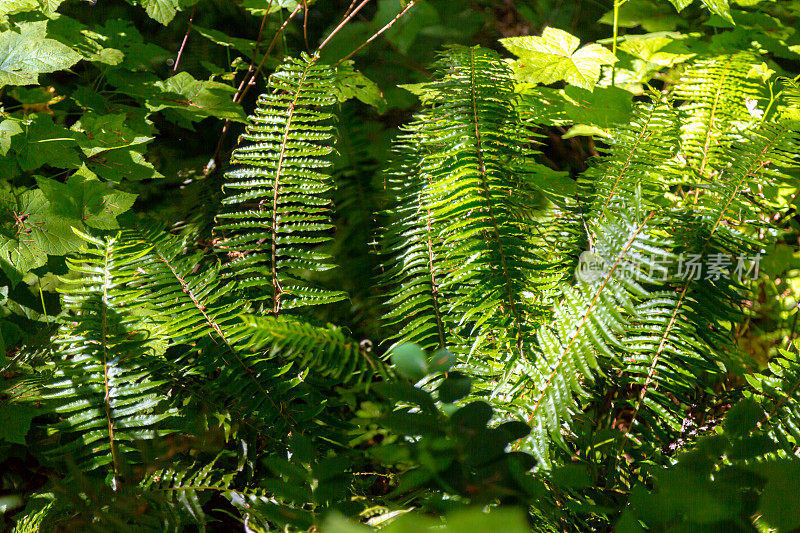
[611, 0, 619, 85]
[334, 0, 421, 67]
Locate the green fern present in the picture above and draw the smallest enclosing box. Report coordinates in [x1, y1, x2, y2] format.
[36, 231, 177, 478]
[214, 53, 347, 314]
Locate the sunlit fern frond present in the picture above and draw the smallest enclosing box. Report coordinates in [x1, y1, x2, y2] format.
[214, 53, 347, 314]
[36, 231, 177, 479]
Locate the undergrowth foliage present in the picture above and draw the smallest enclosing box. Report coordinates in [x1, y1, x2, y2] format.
[2, 0, 800, 532]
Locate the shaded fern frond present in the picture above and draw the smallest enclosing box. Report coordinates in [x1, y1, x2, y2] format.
[747, 347, 800, 453]
[380, 115, 451, 352]
[215, 53, 346, 314]
[519, 213, 672, 448]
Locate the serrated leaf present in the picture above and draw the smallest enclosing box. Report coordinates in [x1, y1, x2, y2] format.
[14, 114, 82, 171]
[71, 112, 153, 157]
[138, 0, 198, 25]
[87, 148, 163, 182]
[0, 188, 82, 283]
[0, 118, 22, 156]
[333, 61, 386, 111]
[501, 28, 617, 91]
[0, 21, 82, 88]
[564, 85, 633, 128]
[147, 72, 246, 125]
[36, 172, 137, 230]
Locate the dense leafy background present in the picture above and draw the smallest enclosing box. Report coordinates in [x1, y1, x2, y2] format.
[2, 0, 800, 531]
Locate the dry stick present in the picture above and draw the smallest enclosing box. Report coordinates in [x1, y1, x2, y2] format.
[317, 0, 372, 52]
[173, 7, 195, 72]
[334, 0, 421, 67]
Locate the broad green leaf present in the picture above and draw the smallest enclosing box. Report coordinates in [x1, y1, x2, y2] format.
[390, 343, 428, 381]
[87, 147, 163, 182]
[0, 118, 22, 156]
[701, 0, 733, 23]
[96, 19, 169, 71]
[0, 0, 39, 20]
[0, 188, 82, 283]
[191, 25, 259, 59]
[36, 172, 137, 230]
[618, 34, 695, 66]
[138, 0, 198, 25]
[0, 21, 82, 88]
[333, 61, 386, 111]
[599, 0, 683, 32]
[0, 403, 37, 444]
[14, 114, 82, 171]
[71, 112, 153, 157]
[501, 28, 617, 91]
[147, 72, 246, 126]
[563, 85, 633, 128]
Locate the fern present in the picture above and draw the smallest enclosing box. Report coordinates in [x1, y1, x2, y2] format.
[214, 53, 347, 314]
[381, 45, 541, 362]
[35, 231, 177, 478]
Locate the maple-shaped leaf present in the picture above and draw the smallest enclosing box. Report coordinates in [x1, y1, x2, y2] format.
[0, 187, 82, 284]
[14, 114, 83, 171]
[36, 171, 137, 230]
[501, 27, 617, 91]
[0, 21, 82, 88]
[87, 148, 163, 182]
[146, 72, 246, 127]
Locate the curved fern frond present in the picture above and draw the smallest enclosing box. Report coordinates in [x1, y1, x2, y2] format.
[214, 53, 347, 314]
[241, 315, 385, 382]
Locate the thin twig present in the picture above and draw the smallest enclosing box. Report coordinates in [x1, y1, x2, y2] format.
[317, 0, 372, 52]
[302, 0, 310, 51]
[334, 0, 420, 67]
[173, 7, 195, 71]
[205, 5, 302, 177]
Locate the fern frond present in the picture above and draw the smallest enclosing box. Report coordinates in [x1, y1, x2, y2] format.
[387, 45, 542, 360]
[241, 314, 385, 381]
[214, 53, 347, 314]
[746, 347, 800, 452]
[672, 51, 764, 178]
[37, 231, 177, 478]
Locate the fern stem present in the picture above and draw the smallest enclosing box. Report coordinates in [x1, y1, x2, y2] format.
[100, 236, 121, 487]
